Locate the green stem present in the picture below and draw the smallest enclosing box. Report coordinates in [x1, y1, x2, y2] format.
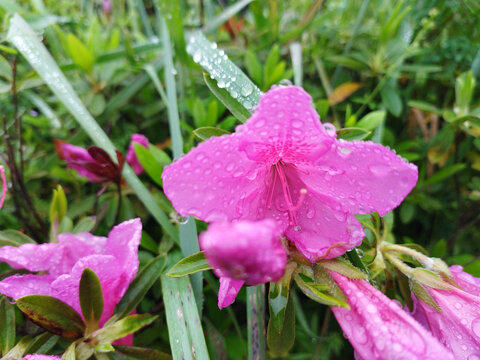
[384, 252, 413, 277]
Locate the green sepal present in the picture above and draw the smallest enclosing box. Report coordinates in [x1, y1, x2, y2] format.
[318, 258, 368, 279]
[336, 127, 371, 141]
[410, 280, 442, 313]
[79, 268, 104, 334]
[166, 251, 212, 278]
[49, 185, 67, 224]
[411, 268, 452, 290]
[16, 295, 85, 339]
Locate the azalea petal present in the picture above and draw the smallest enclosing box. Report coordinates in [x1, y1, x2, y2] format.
[23, 355, 62, 360]
[218, 277, 244, 309]
[331, 272, 454, 359]
[238, 86, 334, 165]
[162, 135, 268, 222]
[285, 194, 364, 261]
[199, 220, 286, 285]
[52, 254, 123, 325]
[105, 218, 142, 288]
[0, 243, 65, 273]
[0, 274, 55, 299]
[58, 142, 105, 182]
[450, 265, 480, 296]
[297, 139, 418, 216]
[126, 133, 149, 175]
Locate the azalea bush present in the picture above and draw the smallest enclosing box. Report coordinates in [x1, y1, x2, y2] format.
[0, 1, 479, 359]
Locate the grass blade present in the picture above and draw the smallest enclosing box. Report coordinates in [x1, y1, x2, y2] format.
[202, 0, 254, 34]
[247, 285, 266, 360]
[7, 13, 178, 243]
[156, 8, 203, 314]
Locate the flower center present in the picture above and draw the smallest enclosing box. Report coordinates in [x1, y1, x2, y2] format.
[264, 161, 307, 231]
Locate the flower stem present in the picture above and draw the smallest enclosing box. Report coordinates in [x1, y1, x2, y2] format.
[381, 243, 432, 267]
[114, 181, 122, 225]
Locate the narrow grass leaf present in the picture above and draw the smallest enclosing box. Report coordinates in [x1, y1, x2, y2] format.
[166, 251, 212, 277]
[247, 285, 266, 360]
[0, 296, 15, 356]
[7, 14, 178, 243]
[193, 126, 230, 141]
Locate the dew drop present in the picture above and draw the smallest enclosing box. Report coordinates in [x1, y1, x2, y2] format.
[231, 90, 238, 98]
[368, 164, 392, 177]
[292, 120, 303, 128]
[241, 83, 253, 97]
[306, 208, 316, 219]
[193, 51, 202, 63]
[177, 214, 188, 224]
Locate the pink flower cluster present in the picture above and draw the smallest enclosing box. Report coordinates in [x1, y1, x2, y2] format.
[162, 85, 418, 307]
[0, 219, 142, 344]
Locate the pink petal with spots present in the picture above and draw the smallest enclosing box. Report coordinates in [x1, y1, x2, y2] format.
[126, 133, 149, 175]
[23, 355, 62, 360]
[414, 271, 480, 359]
[297, 139, 418, 216]
[105, 218, 142, 289]
[330, 272, 454, 360]
[199, 220, 286, 285]
[238, 86, 334, 165]
[450, 265, 480, 296]
[218, 277, 244, 309]
[0, 274, 55, 299]
[162, 135, 269, 222]
[0, 243, 65, 274]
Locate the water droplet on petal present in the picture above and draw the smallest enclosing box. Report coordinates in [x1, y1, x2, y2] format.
[306, 208, 315, 219]
[368, 164, 392, 177]
[471, 318, 480, 338]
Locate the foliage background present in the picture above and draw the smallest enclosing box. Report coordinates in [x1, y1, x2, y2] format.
[0, 0, 479, 358]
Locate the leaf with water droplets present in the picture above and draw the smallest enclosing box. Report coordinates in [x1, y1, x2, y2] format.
[187, 32, 261, 111]
[204, 73, 251, 122]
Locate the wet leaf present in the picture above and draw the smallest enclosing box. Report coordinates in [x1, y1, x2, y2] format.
[166, 251, 212, 277]
[16, 295, 85, 339]
[79, 268, 103, 333]
[193, 127, 230, 141]
[267, 292, 295, 357]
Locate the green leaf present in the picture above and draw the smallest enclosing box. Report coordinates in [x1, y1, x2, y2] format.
[268, 262, 296, 332]
[1, 335, 33, 360]
[336, 127, 371, 141]
[294, 273, 348, 307]
[79, 268, 104, 333]
[266, 292, 295, 357]
[431, 239, 447, 258]
[463, 259, 480, 277]
[161, 266, 209, 359]
[66, 33, 94, 73]
[356, 110, 386, 131]
[72, 216, 97, 234]
[192, 98, 207, 128]
[0, 229, 36, 247]
[245, 51, 263, 86]
[166, 251, 212, 277]
[114, 255, 167, 320]
[94, 314, 157, 345]
[380, 81, 403, 117]
[16, 295, 85, 339]
[157, 0, 189, 64]
[193, 127, 230, 141]
[204, 73, 251, 122]
[423, 163, 467, 186]
[187, 32, 261, 110]
[49, 185, 67, 224]
[113, 345, 172, 360]
[455, 71, 476, 115]
[319, 258, 368, 279]
[247, 285, 266, 360]
[0, 296, 15, 356]
[134, 143, 164, 187]
[7, 13, 179, 244]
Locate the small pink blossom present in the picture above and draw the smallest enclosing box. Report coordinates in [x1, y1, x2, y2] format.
[199, 219, 286, 308]
[0, 219, 142, 343]
[0, 165, 6, 209]
[23, 355, 62, 360]
[412, 266, 480, 359]
[330, 272, 453, 359]
[55, 140, 124, 184]
[126, 134, 149, 175]
[163, 86, 417, 262]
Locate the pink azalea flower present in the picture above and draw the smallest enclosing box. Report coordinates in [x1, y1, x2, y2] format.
[162, 85, 418, 262]
[0, 165, 6, 209]
[330, 271, 454, 359]
[23, 355, 62, 360]
[412, 266, 480, 359]
[126, 134, 149, 175]
[55, 140, 124, 184]
[0, 218, 142, 343]
[199, 219, 286, 308]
